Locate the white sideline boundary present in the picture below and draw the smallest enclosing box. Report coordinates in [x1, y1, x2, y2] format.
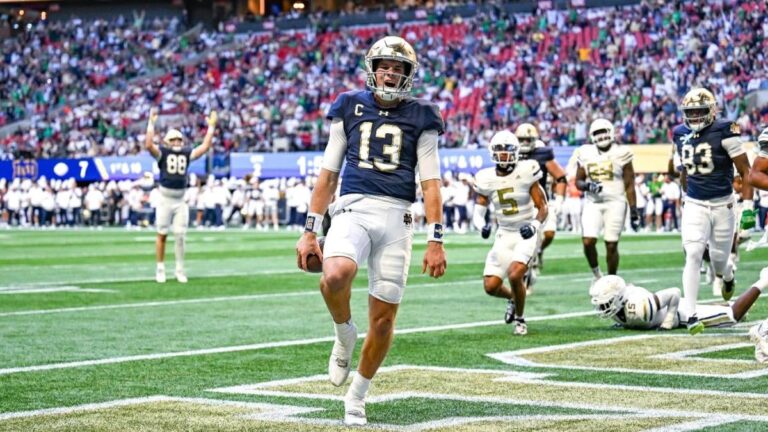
[0, 311, 594, 376]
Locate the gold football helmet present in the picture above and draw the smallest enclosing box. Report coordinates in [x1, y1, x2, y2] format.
[365, 36, 418, 102]
[680, 88, 717, 131]
[514, 123, 539, 154]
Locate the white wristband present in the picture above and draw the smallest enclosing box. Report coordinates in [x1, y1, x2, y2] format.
[531, 220, 542, 231]
[426, 223, 444, 243]
[304, 212, 323, 234]
[743, 199, 754, 210]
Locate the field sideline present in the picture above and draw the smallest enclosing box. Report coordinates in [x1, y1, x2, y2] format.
[1, 229, 768, 431]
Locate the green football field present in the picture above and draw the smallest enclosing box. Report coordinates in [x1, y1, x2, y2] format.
[2, 229, 768, 431]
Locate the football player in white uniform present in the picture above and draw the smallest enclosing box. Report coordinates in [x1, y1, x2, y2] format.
[575, 118, 639, 285]
[747, 127, 768, 363]
[590, 273, 764, 331]
[473, 130, 548, 336]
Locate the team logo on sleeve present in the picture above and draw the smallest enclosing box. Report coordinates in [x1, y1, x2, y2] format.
[730, 123, 740, 134]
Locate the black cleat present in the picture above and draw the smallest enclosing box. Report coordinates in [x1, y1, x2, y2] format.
[504, 299, 515, 324]
[722, 276, 736, 301]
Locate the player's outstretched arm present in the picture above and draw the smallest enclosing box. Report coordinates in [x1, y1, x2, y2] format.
[473, 194, 492, 239]
[749, 157, 768, 190]
[422, 178, 446, 278]
[654, 287, 681, 330]
[191, 111, 217, 161]
[296, 169, 338, 271]
[145, 108, 160, 159]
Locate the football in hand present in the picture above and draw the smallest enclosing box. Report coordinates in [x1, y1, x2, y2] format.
[306, 236, 325, 273]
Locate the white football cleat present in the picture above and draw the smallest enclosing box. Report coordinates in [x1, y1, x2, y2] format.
[712, 276, 723, 297]
[156, 267, 166, 283]
[175, 270, 188, 284]
[344, 396, 367, 426]
[514, 318, 527, 336]
[749, 320, 768, 363]
[329, 322, 357, 386]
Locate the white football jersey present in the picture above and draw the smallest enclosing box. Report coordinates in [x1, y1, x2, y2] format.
[474, 160, 543, 230]
[612, 285, 667, 330]
[577, 144, 633, 203]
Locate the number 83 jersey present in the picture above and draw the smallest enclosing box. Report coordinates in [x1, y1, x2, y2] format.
[673, 119, 744, 202]
[327, 90, 444, 203]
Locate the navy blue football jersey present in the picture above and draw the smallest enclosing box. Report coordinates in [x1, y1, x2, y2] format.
[327, 90, 444, 202]
[158, 146, 193, 189]
[520, 146, 554, 189]
[673, 119, 743, 201]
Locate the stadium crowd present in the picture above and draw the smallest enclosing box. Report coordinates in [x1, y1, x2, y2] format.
[1, 0, 767, 160]
[4, 170, 768, 234]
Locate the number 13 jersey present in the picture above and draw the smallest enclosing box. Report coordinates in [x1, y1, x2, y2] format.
[326, 90, 444, 203]
[673, 119, 744, 202]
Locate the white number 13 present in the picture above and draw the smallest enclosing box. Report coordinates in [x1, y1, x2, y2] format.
[358, 122, 402, 172]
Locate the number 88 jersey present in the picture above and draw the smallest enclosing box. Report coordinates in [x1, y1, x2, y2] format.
[158, 146, 192, 190]
[673, 119, 744, 202]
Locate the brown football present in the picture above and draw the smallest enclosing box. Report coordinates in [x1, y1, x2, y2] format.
[306, 236, 325, 273]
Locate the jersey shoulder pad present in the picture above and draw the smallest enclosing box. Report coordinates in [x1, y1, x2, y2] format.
[534, 146, 555, 161]
[326, 90, 364, 120]
[576, 145, 596, 165]
[614, 145, 633, 166]
[409, 98, 445, 135]
[519, 159, 543, 182]
[672, 123, 690, 138]
[473, 168, 496, 196]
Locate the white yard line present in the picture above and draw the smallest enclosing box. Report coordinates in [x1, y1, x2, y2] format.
[0, 311, 594, 376]
[0, 286, 116, 295]
[0, 278, 481, 317]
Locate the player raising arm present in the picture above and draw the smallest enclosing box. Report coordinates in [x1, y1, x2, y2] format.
[145, 108, 217, 283]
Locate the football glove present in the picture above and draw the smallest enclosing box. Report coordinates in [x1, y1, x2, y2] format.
[520, 220, 540, 240]
[630, 207, 641, 231]
[481, 224, 492, 239]
[741, 207, 757, 231]
[207, 110, 218, 128]
[587, 182, 603, 194]
[147, 108, 158, 130]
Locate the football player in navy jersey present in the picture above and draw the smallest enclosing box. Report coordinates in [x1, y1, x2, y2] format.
[673, 88, 754, 335]
[515, 123, 566, 289]
[145, 108, 217, 283]
[295, 36, 446, 426]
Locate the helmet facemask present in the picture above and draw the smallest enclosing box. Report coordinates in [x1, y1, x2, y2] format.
[682, 106, 715, 132]
[517, 137, 536, 154]
[366, 58, 416, 102]
[591, 127, 613, 150]
[490, 142, 520, 171]
[589, 276, 627, 319]
[365, 36, 419, 103]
